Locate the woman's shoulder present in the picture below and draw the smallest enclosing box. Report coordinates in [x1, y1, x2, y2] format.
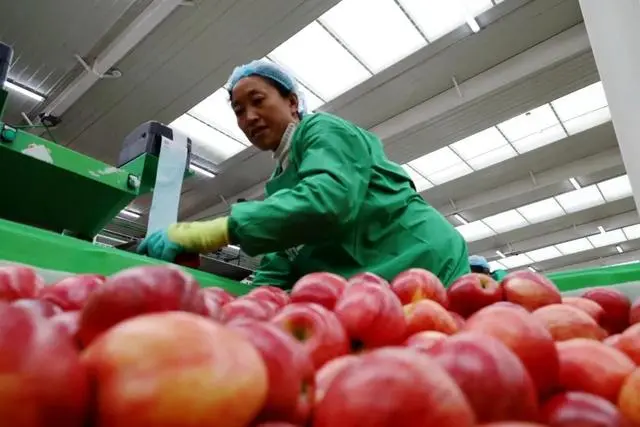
[297, 112, 358, 134]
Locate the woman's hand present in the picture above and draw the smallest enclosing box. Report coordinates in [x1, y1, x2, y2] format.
[137, 229, 185, 262]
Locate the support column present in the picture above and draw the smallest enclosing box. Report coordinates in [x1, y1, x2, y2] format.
[579, 0, 640, 216]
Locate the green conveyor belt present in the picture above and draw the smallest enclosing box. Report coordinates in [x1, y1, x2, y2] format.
[0, 217, 252, 295]
[549, 263, 640, 292]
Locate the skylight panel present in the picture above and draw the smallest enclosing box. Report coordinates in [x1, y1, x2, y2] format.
[270, 21, 371, 100]
[425, 162, 474, 184]
[497, 105, 560, 142]
[588, 229, 627, 248]
[516, 198, 565, 223]
[551, 81, 608, 122]
[170, 115, 246, 165]
[409, 146, 465, 175]
[450, 127, 508, 160]
[563, 107, 611, 135]
[510, 124, 567, 154]
[598, 175, 632, 202]
[623, 224, 640, 240]
[188, 88, 249, 145]
[488, 260, 505, 271]
[555, 185, 605, 213]
[526, 246, 563, 262]
[466, 144, 518, 169]
[500, 254, 533, 269]
[320, 0, 426, 73]
[555, 238, 594, 255]
[402, 165, 433, 192]
[299, 84, 325, 112]
[456, 220, 496, 241]
[483, 209, 529, 233]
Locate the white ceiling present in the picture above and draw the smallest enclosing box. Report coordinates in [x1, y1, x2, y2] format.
[3, 0, 638, 273]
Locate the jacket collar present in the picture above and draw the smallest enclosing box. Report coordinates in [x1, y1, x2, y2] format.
[273, 122, 298, 169]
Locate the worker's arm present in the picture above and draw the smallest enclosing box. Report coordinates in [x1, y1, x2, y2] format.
[251, 251, 295, 289]
[228, 117, 373, 256]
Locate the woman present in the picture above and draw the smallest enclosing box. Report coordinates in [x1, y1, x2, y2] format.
[138, 59, 469, 288]
[469, 255, 508, 282]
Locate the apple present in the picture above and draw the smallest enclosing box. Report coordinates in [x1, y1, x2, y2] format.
[230, 321, 314, 424]
[272, 303, 349, 369]
[390, 268, 448, 307]
[556, 338, 635, 402]
[561, 297, 605, 323]
[532, 304, 607, 341]
[425, 331, 538, 423]
[290, 272, 348, 310]
[542, 391, 629, 427]
[334, 281, 406, 351]
[618, 368, 640, 424]
[464, 304, 559, 397]
[202, 287, 235, 306]
[449, 310, 466, 328]
[404, 299, 458, 336]
[604, 334, 622, 347]
[12, 298, 62, 318]
[447, 273, 502, 318]
[404, 330, 448, 353]
[348, 272, 390, 288]
[581, 288, 631, 334]
[629, 296, 640, 325]
[313, 348, 475, 426]
[501, 270, 561, 311]
[252, 423, 300, 427]
[82, 312, 268, 427]
[200, 290, 222, 320]
[612, 323, 640, 364]
[476, 424, 546, 427]
[245, 286, 290, 309]
[221, 298, 276, 323]
[78, 265, 206, 346]
[50, 311, 81, 346]
[0, 265, 45, 302]
[38, 274, 105, 311]
[315, 354, 359, 405]
[0, 303, 89, 426]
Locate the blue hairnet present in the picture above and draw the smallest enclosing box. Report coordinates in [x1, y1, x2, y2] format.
[469, 255, 490, 270]
[226, 59, 306, 116]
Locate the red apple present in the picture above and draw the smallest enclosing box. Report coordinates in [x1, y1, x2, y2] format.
[0, 265, 45, 302]
[221, 298, 276, 323]
[82, 312, 268, 427]
[562, 297, 605, 323]
[425, 331, 538, 423]
[556, 338, 635, 402]
[542, 391, 629, 427]
[12, 298, 62, 318]
[230, 321, 314, 424]
[612, 323, 640, 364]
[629, 296, 640, 325]
[290, 272, 348, 310]
[38, 274, 105, 311]
[404, 299, 458, 336]
[334, 281, 406, 351]
[253, 423, 300, 427]
[200, 290, 222, 320]
[245, 286, 290, 309]
[390, 268, 448, 307]
[582, 288, 631, 334]
[464, 305, 559, 397]
[202, 287, 235, 306]
[502, 270, 561, 311]
[78, 266, 206, 346]
[0, 303, 89, 426]
[532, 304, 607, 341]
[313, 348, 475, 426]
[315, 355, 359, 405]
[272, 303, 349, 369]
[604, 334, 622, 347]
[618, 368, 640, 424]
[50, 311, 81, 346]
[405, 330, 448, 353]
[347, 272, 390, 288]
[477, 424, 546, 427]
[447, 273, 502, 318]
[449, 310, 466, 328]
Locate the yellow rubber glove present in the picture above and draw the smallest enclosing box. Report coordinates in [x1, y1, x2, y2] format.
[167, 217, 230, 253]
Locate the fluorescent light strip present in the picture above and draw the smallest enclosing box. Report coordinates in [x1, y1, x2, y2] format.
[598, 226, 606, 234]
[617, 245, 624, 254]
[119, 209, 141, 219]
[466, 17, 480, 33]
[4, 80, 45, 102]
[454, 214, 468, 225]
[496, 250, 506, 258]
[190, 163, 216, 178]
[96, 234, 128, 245]
[228, 245, 241, 251]
[569, 177, 581, 190]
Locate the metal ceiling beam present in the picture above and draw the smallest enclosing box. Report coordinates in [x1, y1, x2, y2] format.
[546, 248, 640, 273]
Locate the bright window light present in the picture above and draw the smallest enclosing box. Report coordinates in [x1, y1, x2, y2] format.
[188, 88, 249, 145]
[564, 107, 611, 135]
[483, 209, 529, 233]
[4, 80, 45, 102]
[516, 198, 565, 223]
[456, 220, 496, 241]
[426, 162, 474, 184]
[190, 163, 216, 178]
[569, 177, 581, 190]
[270, 22, 371, 100]
[466, 144, 518, 169]
[623, 224, 640, 240]
[119, 209, 140, 219]
[402, 165, 432, 192]
[320, 0, 426, 73]
[526, 246, 563, 262]
[551, 81, 608, 122]
[597, 174, 632, 202]
[488, 260, 504, 271]
[170, 115, 246, 165]
[510, 124, 567, 154]
[298, 83, 326, 112]
[410, 146, 464, 173]
[450, 127, 509, 161]
[501, 254, 533, 269]
[555, 238, 594, 255]
[555, 185, 605, 213]
[497, 105, 560, 142]
[588, 229, 627, 248]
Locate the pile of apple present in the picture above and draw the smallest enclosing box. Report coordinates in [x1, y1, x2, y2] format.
[3, 264, 640, 427]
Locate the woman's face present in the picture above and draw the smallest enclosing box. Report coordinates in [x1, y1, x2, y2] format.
[231, 76, 299, 151]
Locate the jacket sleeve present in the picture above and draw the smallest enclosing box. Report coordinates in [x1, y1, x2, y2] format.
[228, 117, 373, 256]
[251, 251, 295, 289]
